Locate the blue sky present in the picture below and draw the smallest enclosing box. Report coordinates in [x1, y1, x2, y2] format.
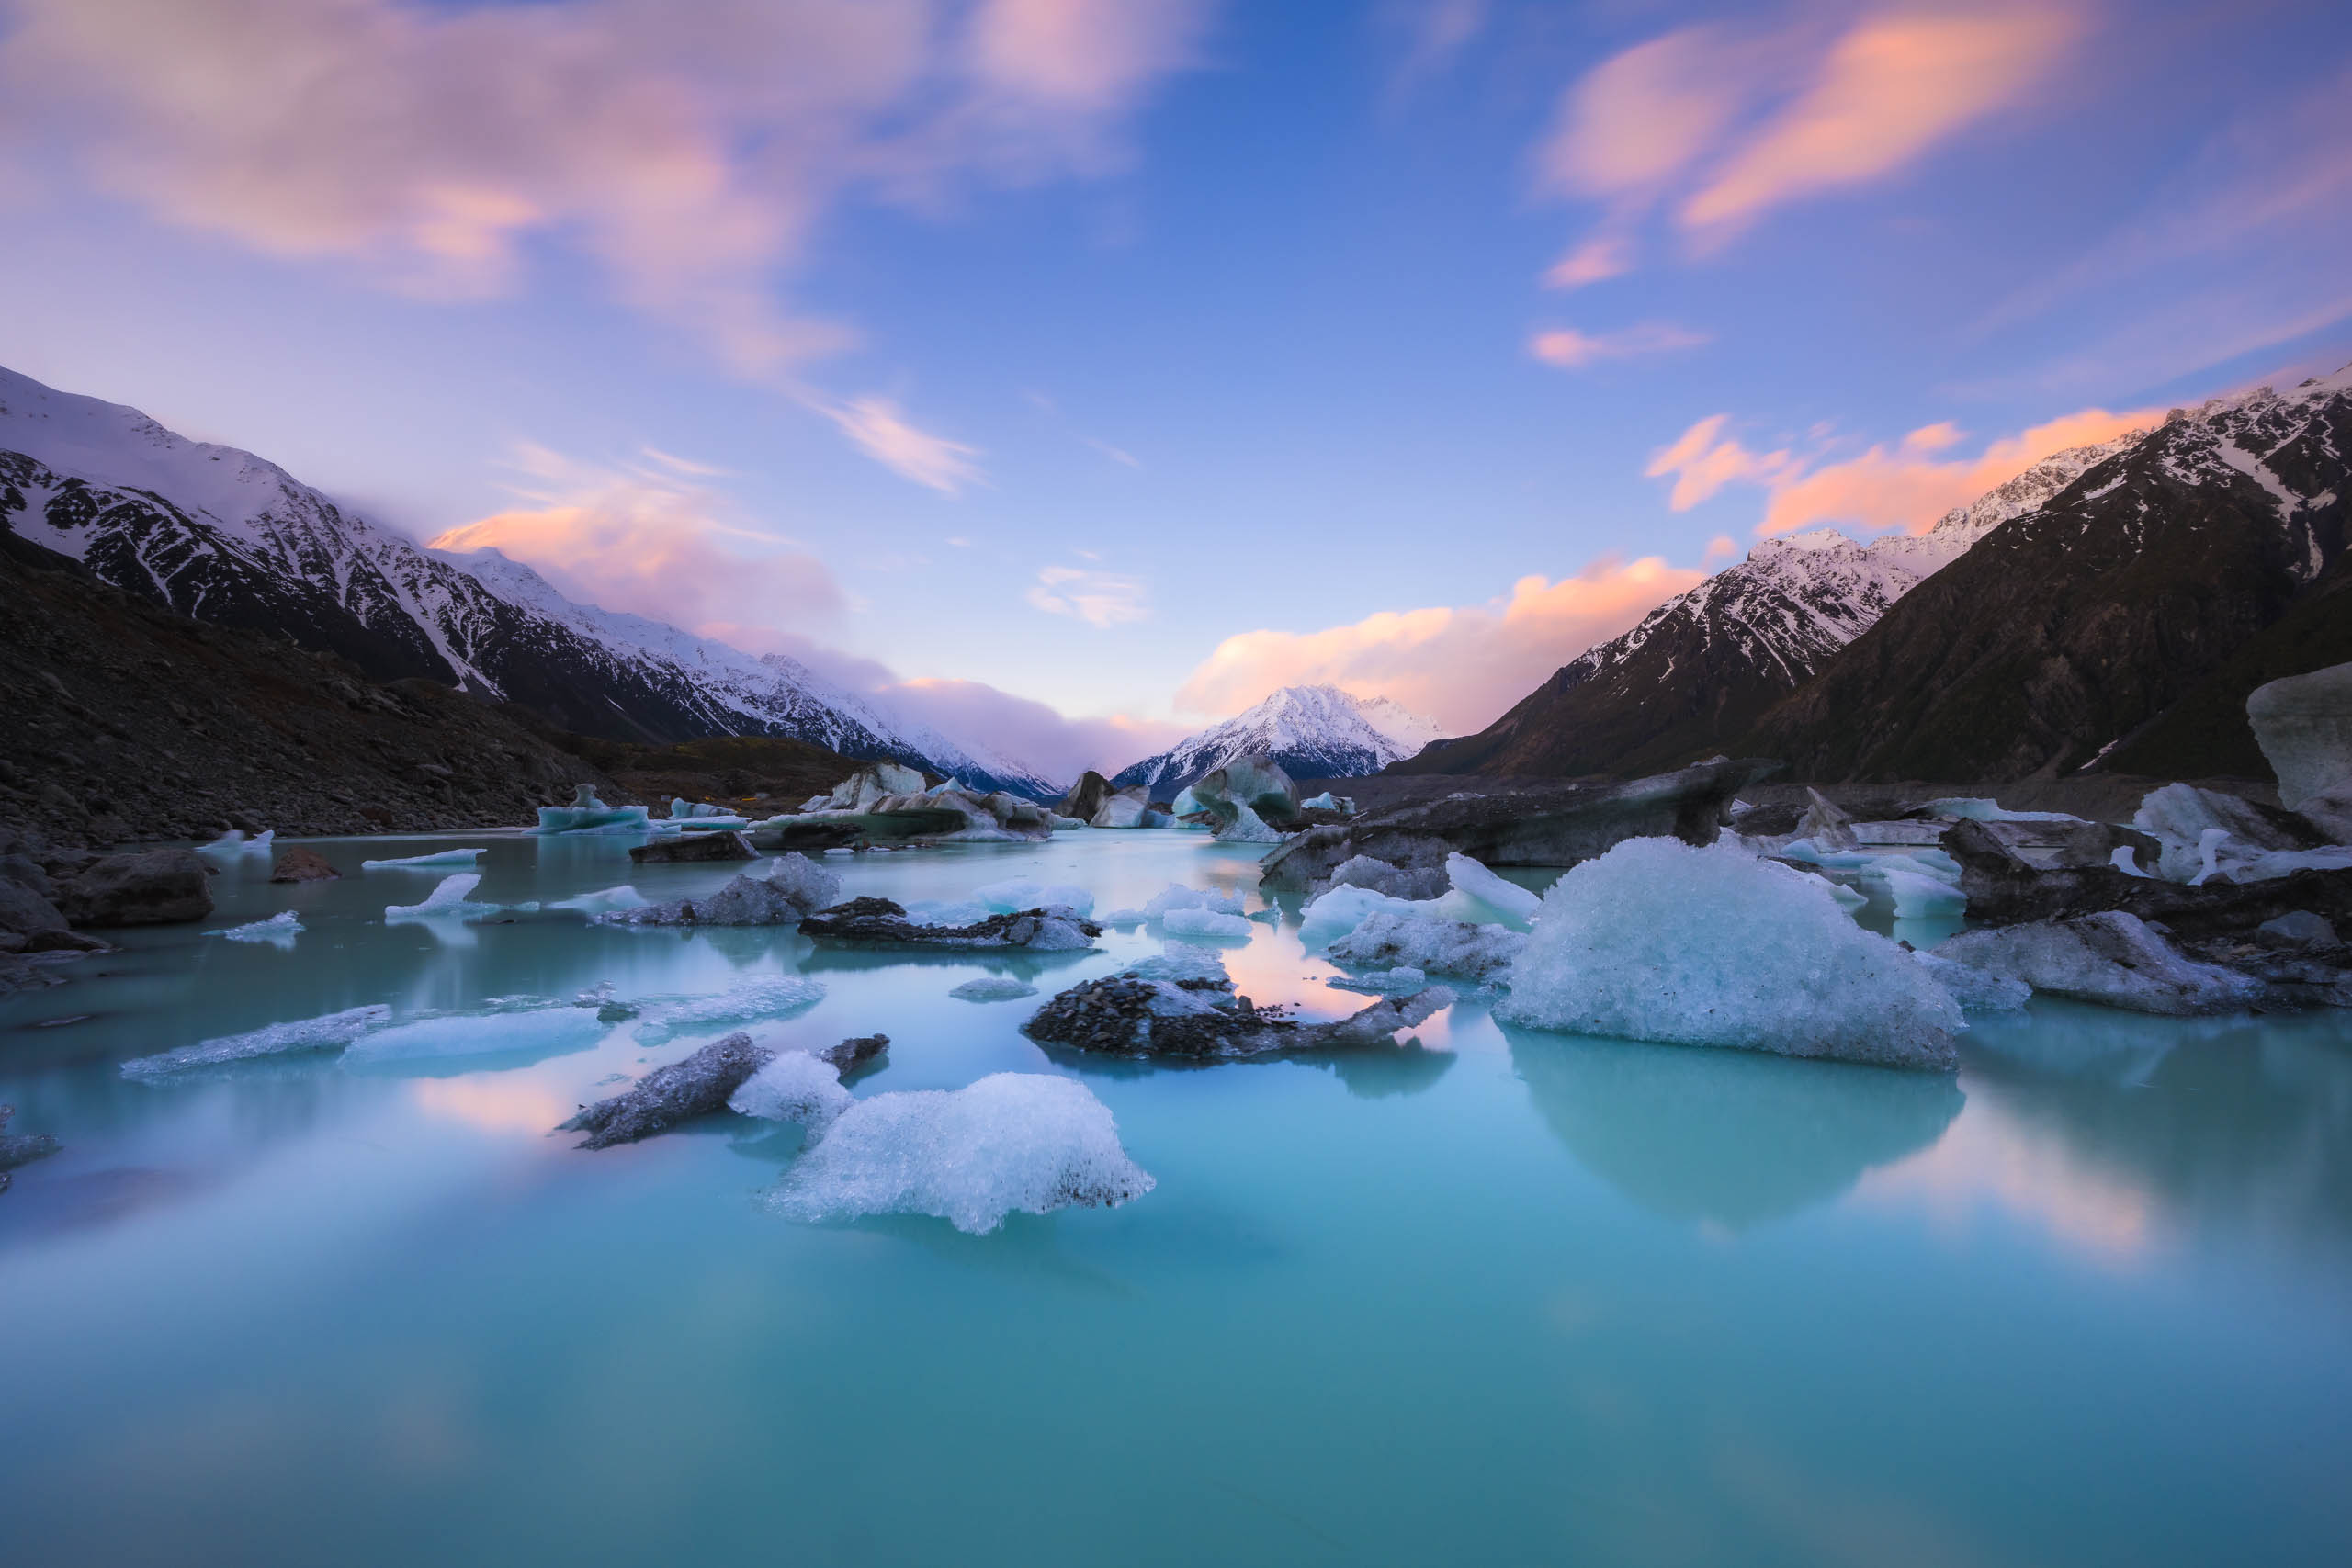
[1, 0, 2346, 775]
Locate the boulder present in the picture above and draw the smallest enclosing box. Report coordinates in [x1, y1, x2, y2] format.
[0, 874, 70, 942]
[269, 847, 342, 883]
[58, 848, 214, 927]
[1260, 758, 1781, 891]
[1059, 771, 1114, 823]
[815, 1033, 890, 1079]
[628, 831, 756, 863]
[2248, 660, 2352, 808]
[560, 1032, 774, 1149]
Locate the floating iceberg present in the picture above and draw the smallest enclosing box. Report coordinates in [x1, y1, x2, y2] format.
[531, 785, 652, 836]
[1328, 911, 1526, 983]
[1300, 792, 1354, 812]
[195, 829, 274, 866]
[549, 885, 650, 916]
[1122, 943, 1230, 987]
[562, 1032, 771, 1147]
[1142, 884, 1245, 919]
[766, 1072, 1155, 1235]
[729, 1049, 853, 1129]
[1213, 801, 1288, 844]
[1433, 852, 1543, 931]
[1860, 863, 1968, 919]
[360, 848, 485, 871]
[1917, 798, 2081, 823]
[1097, 908, 1148, 927]
[1911, 951, 2030, 1012]
[214, 909, 303, 944]
[1328, 964, 1429, 995]
[121, 1003, 392, 1079]
[970, 878, 1096, 917]
[764, 852, 843, 914]
[1298, 884, 1425, 948]
[1160, 907, 1257, 941]
[344, 1005, 610, 1066]
[384, 873, 496, 923]
[1495, 838, 1963, 1070]
[949, 976, 1040, 1001]
[1932, 911, 2266, 1015]
[634, 976, 828, 1044]
[669, 798, 736, 819]
[901, 899, 997, 928]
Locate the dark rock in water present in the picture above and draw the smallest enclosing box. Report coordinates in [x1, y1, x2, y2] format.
[0, 953, 72, 996]
[57, 847, 213, 927]
[0, 871, 71, 942]
[2258, 911, 2340, 950]
[269, 847, 342, 883]
[1058, 771, 1114, 824]
[1024, 974, 1453, 1061]
[750, 817, 868, 852]
[0, 1103, 62, 1188]
[560, 1031, 775, 1149]
[1261, 758, 1780, 890]
[1943, 818, 2352, 936]
[815, 1033, 889, 1079]
[628, 831, 756, 863]
[800, 898, 1100, 950]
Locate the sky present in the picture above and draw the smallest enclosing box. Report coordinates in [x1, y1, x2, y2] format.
[1, 0, 2347, 781]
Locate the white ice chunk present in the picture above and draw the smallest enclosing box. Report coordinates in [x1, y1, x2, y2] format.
[549, 884, 650, 916]
[1935, 911, 2265, 1015]
[343, 1006, 610, 1065]
[195, 829, 274, 864]
[1327, 964, 1428, 995]
[1860, 863, 1968, 918]
[1433, 852, 1542, 931]
[971, 878, 1096, 917]
[634, 976, 827, 1044]
[949, 976, 1040, 1001]
[214, 909, 303, 944]
[1141, 884, 1245, 919]
[729, 1050, 853, 1129]
[2222, 845, 2352, 881]
[1213, 800, 1287, 844]
[121, 1003, 392, 1079]
[360, 848, 485, 871]
[384, 873, 494, 922]
[1159, 907, 1258, 941]
[1496, 838, 1962, 1070]
[1911, 951, 2030, 1011]
[531, 786, 654, 835]
[1122, 944, 1229, 987]
[1327, 911, 1525, 983]
[1023, 916, 1098, 952]
[762, 852, 843, 914]
[1298, 883, 1426, 948]
[768, 1073, 1155, 1235]
[1918, 798, 2082, 823]
[1097, 908, 1147, 927]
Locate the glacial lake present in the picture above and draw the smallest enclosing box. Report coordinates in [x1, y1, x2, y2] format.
[3, 829, 2349, 1567]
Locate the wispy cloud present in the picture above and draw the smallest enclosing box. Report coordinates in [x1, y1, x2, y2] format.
[1534, 4, 2086, 287]
[814, 395, 983, 495]
[0, 0, 1206, 482]
[1028, 564, 1149, 626]
[426, 442, 845, 649]
[1645, 403, 2163, 537]
[1529, 321, 1710, 369]
[1173, 555, 1706, 734]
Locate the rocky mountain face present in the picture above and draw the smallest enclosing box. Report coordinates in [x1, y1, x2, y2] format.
[0, 365, 1061, 798]
[1397, 432, 2141, 778]
[0, 526, 618, 848]
[1112, 685, 1442, 793]
[1744, 370, 2349, 782]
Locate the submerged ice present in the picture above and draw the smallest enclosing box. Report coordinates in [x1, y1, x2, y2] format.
[121, 1004, 393, 1079]
[633, 976, 827, 1044]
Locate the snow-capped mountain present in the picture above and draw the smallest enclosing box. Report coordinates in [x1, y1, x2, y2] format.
[1112, 685, 1442, 792]
[1748, 367, 2352, 782]
[0, 364, 1063, 797]
[1398, 427, 2146, 778]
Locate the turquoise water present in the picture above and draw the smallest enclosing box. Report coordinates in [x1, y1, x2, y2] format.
[4, 830, 2349, 1567]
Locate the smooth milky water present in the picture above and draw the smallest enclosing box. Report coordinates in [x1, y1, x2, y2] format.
[4, 830, 2349, 1566]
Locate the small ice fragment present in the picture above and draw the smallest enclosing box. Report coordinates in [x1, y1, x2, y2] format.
[121, 1003, 393, 1079]
[901, 899, 996, 929]
[385, 873, 489, 920]
[1327, 912, 1524, 982]
[195, 829, 274, 865]
[1159, 907, 1257, 941]
[729, 1050, 852, 1128]
[949, 976, 1040, 1001]
[1328, 965, 1428, 995]
[1433, 852, 1543, 931]
[1141, 884, 1244, 919]
[767, 1072, 1155, 1235]
[763, 852, 843, 914]
[360, 849, 485, 871]
[343, 1006, 609, 1065]
[1297, 884, 1425, 948]
[214, 909, 303, 943]
[633, 976, 827, 1044]
[549, 885, 650, 916]
[1098, 908, 1147, 927]
[1861, 864, 1969, 918]
[1122, 944, 1229, 987]
[971, 878, 1096, 917]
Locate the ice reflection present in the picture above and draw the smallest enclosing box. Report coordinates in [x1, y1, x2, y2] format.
[1507, 1025, 1964, 1230]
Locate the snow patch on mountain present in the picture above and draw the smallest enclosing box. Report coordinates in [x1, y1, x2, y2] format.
[1113, 685, 1442, 792]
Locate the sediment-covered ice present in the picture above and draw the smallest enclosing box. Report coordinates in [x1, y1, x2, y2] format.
[971, 878, 1096, 917]
[1932, 911, 2266, 1015]
[763, 852, 843, 915]
[949, 976, 1040, 1001]
[361, 848, 485, 871]
[121, 1003, 393, 1079]
[343, 1005, 610, 1065]
[767, 1072, 1155, 1235]
[385, 873, 493, 921]
[1327, 911, 1525, 983]
[728, 1050, 853, 1129]
[634, 976, 827, 1044]
[1911, 951, 2031, 1011]
[1495, 838, 1963, 1070]
[214, 909, 303, 943]
[1159, 907, 1257, 941]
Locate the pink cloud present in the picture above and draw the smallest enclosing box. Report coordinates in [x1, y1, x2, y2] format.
[887, 679, 1191, 781]
[1528, 321, 1709, 369]
[1173, 555, 1708, 735]
[1645, 405, 2164, 537]
[1534, 5, 2087, 284]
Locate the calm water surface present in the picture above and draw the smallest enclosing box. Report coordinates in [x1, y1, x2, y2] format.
[3, 830, 2348, 1566]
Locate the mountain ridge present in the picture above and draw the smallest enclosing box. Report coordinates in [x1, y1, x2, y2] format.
[1113, 684, 1441, 793]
